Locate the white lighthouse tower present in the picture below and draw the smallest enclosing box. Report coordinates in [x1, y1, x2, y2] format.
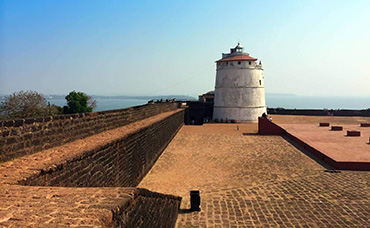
[213, 43, 266, 123]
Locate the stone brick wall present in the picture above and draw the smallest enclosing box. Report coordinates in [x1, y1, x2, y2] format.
[0, 102, 178, 162]
[0, 183, 181, 227]
[114, 188, 181, 228]
[19, 110, 184, 187]
[258, 117, 286, 135]
[0, 105, 184, 227]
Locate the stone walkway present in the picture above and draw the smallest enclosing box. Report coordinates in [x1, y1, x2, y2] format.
[139, 123, 370, 227]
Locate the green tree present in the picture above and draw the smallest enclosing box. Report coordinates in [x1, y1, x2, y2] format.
[49, 103, 64, 116]
[0, 90, 49, 119]
[63, 91, 96, 114]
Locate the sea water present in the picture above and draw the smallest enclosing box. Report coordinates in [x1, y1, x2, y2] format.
[1, 95, 369, 112]
[265, 95, 369, 110]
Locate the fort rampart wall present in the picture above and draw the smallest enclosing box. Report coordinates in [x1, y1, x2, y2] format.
[19, 109, 184, 187]
[0, 103, 184, 227]
[0, 102, 178, 162]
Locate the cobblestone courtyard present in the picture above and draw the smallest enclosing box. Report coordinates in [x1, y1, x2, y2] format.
[139, 122, 370, 227]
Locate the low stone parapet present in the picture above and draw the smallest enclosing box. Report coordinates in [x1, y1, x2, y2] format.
[258, 117, 286, 135]
[347, 130, 361, 137]
[0, 184, 181, 227]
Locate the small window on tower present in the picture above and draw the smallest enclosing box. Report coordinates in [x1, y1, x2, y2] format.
[238, 61, 241, 65]
[259, 80, 262, 85]
[249, 61, 251, 65]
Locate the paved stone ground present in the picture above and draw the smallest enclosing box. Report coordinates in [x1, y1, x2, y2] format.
[139, 121, 370, 227]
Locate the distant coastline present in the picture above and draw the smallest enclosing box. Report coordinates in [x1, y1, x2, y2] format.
[38, 94, 196, 101]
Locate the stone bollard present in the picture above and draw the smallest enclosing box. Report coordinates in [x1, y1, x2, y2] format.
[190, 190, 201, 211]
[331, 126, 343, 131]
[347, 131, 360, 137]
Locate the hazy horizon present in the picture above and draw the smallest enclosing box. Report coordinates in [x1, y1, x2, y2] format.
[1, 92, 369, 99]
[1, 0, 370, 97]
[1, 93, 369, 111]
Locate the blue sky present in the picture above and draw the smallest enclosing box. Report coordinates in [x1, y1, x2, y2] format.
[1, 0, 369, 97]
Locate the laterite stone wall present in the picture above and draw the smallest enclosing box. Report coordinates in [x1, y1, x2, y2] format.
[114, 188, 181, 228]
[0, 105, 185, 227]
[0, 103, 178, 162]
[19, 110, 184, 187]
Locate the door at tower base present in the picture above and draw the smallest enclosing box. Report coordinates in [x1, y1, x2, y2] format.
[213, 43, 267, 123]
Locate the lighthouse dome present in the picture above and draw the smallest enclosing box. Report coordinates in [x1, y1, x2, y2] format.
[235, 43, 243, 49]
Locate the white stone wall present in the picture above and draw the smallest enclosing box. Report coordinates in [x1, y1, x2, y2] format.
[213, 61, 267, 122]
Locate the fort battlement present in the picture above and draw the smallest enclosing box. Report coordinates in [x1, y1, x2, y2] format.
[0, 102, 179, 163]
[0, 103, 185, 227]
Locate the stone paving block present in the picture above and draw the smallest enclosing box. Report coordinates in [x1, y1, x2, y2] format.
[139, 123, 370, 228]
